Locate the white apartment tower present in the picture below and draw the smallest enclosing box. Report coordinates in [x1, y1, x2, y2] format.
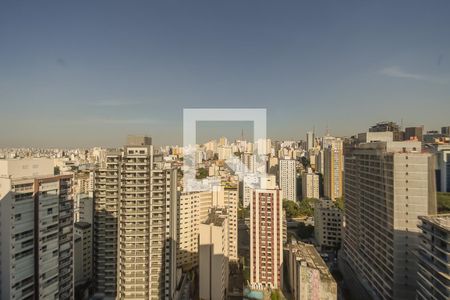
[177, 191, 206, 270]
[177, 185, 238, 270]
[306, 131, 315, 151]
[250, 176, 283, 290]
[213, 185, 239, 261]
[241, 152, 255, 173]
[341, 141, 437, 299]
[279, 159, 297, 201]
[94, 136, 178, 300]
[301, 168, 320, 199]
[0, 159, 74, 300]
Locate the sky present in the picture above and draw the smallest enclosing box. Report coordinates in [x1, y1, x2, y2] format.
[0, 0, 449, 147]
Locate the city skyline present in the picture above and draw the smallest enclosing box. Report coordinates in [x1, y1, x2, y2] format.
[1, 1, 450, 147]
[0, 119, 448, 149]
[2, 1, 450, 299]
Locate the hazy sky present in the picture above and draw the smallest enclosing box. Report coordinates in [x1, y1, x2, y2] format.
[1, 1, 449, 147]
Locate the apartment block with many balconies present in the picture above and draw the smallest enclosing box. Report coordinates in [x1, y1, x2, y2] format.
[341, 140, 436, 300]
[0, 158, 74, 300]
[94, 136, 178, 300]
[417, 214, 450, 300]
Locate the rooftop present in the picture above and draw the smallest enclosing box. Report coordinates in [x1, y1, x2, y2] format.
[419, 214, 450, 231]
[75, 221, 92, 230]
[203, 208, 227, 226]
[289, 240, 334, 281]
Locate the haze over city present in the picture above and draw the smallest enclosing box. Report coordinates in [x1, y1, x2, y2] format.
[1, 2, 450, 300]
[1, 1, 450, 147]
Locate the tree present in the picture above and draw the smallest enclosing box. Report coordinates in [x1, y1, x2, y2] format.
[271, 290, 282, 300]
[283, 198, 315, 218]
[298, 198, 315, 217]
[438, 192, 450, 213]
[238, 206, 250, 220]
[196, 167, 208, 179]
[297, 223, 314, 239]
[283, 199, 300, 219]
[335, 197, 344, 210]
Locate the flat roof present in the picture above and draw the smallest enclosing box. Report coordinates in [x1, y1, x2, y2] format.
[419, 214, 450, 231]
[289, 241, 334, 281]
[75, 221, 91, 229]
[203, 208, 227, 226]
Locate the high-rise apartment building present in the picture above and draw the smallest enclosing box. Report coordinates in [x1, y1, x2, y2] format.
[0, 158, 74, 300]
[93, 150, 120, 297]
[250, 176, 283, 290]
[306, 131, 315, 151]
[301, 168, 320, 199]
[279, 158, 296, 201]
[94, 136, 178, 300]
[177, 184, 238, 271]
[341, 140, 437, 299]
[74, 192, 93, 224]
[177, 191, 199, 270]
[217, 145, 233, 160]
[405, 126, 424, 141]
[314, 199, 342, 249]
[417, 214, 450, 300]
[243, 175, 276, 208]
[436, 145, 450, 193]
[74, 222, 92, 289]
[74, 170, 94, 195]
[256, 138, 272, 156]
[241, 152, 255, 173]
[177, 191, 208, 270]
[287, 240, 337, 300]
[315, 150, 325, 174]
[358, 131, 394, 143]
[323, 139, 343, 201]
[369, 121, 404, 141]
[199, 208, 229, 300]
[218, 186, 239, 261]
[441, 126, 450, 136]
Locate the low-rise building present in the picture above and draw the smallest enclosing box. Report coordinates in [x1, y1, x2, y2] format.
[287, 240, 337, 300]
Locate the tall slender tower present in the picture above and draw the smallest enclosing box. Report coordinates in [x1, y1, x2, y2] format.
[323, 139, 343, 201]
[279, 158, 297, 201]
[94, 136, 177, 299]
[94, 151, 120, 297]
[250, 176, 283, 290]
[306, 131, 315, 151]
